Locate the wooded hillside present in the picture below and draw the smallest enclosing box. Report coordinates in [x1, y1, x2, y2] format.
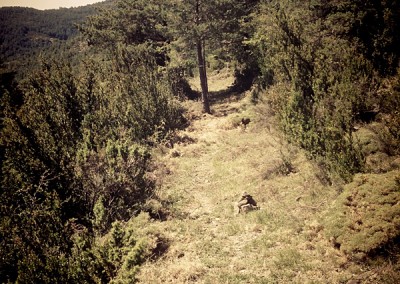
[1, 0, 399, 282]
[0, 1, 115, 72]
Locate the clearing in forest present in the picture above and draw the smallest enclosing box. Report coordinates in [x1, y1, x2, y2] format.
[136, 73, 375, 283]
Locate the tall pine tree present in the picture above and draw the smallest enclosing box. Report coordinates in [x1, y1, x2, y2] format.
[169, 0, 259, 113]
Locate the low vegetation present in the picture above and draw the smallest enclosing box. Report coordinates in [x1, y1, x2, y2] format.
[1, 0, 399, 282]
[136, 86, 400, 283]
[325, 171, 400, 258]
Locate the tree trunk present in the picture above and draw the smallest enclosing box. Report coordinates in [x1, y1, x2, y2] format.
[196, 40, 211, 114]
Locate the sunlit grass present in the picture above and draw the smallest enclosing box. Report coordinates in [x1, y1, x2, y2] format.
[188, 68, 235, 92]
[136, 73, 399, 283]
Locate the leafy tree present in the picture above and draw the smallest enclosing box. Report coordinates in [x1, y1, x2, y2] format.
[250, 0, 379, 180]
[250, 0, 400, 180]
[79, 0, 200, 102]
[80, 0, 259, 113]
[168, 0, 214, 113]
[326, 0, 400, 75]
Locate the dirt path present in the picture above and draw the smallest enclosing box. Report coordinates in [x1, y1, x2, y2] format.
[136, 82, 364, 283]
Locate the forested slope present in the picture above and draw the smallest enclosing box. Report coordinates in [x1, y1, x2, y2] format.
[1, 0, 399, 282]
[0, 0, 115, 72]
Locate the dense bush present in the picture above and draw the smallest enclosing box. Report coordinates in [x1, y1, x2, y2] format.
[251, 0, 399, 181]
[0, 44, 183, 281]
[0, 1, 189, 279]
[250, 0, 400, 267]
[325, 171, 400, 258]
[66, 213, 163, 283]
[378, 71, 400, 155]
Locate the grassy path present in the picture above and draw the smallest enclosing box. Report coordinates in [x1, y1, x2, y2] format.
[136, 78, 367, 283]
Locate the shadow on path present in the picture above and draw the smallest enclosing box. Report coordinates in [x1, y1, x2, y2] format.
[209, 85, 246, 104]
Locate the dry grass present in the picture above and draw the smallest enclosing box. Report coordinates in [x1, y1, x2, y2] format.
[188, 69, 235, 93]
[134, 75, 399, 283]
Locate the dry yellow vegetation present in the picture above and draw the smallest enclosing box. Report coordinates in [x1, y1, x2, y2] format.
[134, 75, 399, 283]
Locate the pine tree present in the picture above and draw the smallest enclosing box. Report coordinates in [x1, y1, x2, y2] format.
[169, 0, 259, 113]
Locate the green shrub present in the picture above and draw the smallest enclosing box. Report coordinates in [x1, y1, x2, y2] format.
[97, 213, 165, 283]
[76, 140, 153, 233]
[378, 72, 400, 155]
[166, 66, 198, 100]
[65, 213, 163, 283]
[252, 0, 382, 181]
[0, 46, 182, 282]
[324, 170, 400, 258]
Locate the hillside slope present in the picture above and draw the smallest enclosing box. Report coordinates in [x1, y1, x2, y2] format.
[134, 76, 394, 283]
[0, 1, 115, 73]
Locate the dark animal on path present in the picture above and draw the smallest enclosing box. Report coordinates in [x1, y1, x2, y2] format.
[236, 192, 259, 214]
[241, 118, 251, 129]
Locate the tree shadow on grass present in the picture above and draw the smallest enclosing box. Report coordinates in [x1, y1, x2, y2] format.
[208, 79, 254, 117]
[208, 71, 255, 105]
[209, 85, 245, 104]
[185, 71, 255, 116]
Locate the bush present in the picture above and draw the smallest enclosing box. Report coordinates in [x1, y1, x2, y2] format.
[166, 66, 198, 100]
[251, 0, 387, 181]
[0, 46, 183, 282]
[67, 213, 165, 283]
[324, 170, 400, 258]
[378, 72, 400, 155]
[76, 139, 153, 233]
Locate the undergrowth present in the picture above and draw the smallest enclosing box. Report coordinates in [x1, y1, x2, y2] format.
[325, 171, 400, 259]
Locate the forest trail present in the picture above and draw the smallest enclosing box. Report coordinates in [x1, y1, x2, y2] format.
[137, 74, 367, 283]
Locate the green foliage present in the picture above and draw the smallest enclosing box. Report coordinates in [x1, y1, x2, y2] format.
[324, 171, 400, 257]
[1, 41, 183, 282]
[69, 213, 163, 284]
[77, 140, 153, 233]
[0, 174, 71, 283]
[250, 0, 400, 180]
[1, 59, 90, 216]
[0, 1, 255, 282]
[0, 4, 106, 72]
[378, 71, 400, 155]
[166, 66, 198, 100]
[169, 0, 259, 84]
[106, 220, 145, 284]
[62, 214, 162, 283]
[109, 213, 164, 283]
[2, 3, 189, 279]
[81, 0, 168, 46]
[79, 0, 169, 66]
[331, 0, 400, 75]
[79, 46, 183, 144]
[93, 196, 107, 233]
[1, 59, 91, 282]
[2, 0, 399, 281]
[169, 0, 258, 50]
